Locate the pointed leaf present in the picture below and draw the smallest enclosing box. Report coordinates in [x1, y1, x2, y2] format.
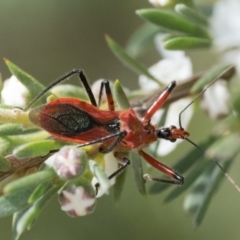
[113, 80, 130, 110]
[113, 166, 127, 205]
[175, 4, 208, 26]
[163, 36, 211, 50]
[4, 169, 56, 194]
[28, 183, 50, 204]
[13, 185, 59, 239]
[13, 140, 62, 159]
[184, 161, 232, 227]
[136, 9, 210, 38]
[0, 187, 35, 218]
[0, 123, 37, 135]
[126, 23, 160, 57]
[131, 150, 146, 197]
[105, 35, 161, 85]
[4, 59, 45, 104]
[12, 208, 29, 240]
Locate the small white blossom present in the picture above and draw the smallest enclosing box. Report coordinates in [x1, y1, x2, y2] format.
[201, 80, 230, 119]
[212, 0, 240, 73]
[1, 75, 28, 107]
[212, 0, 240, 50]
[149, 0, 173, 7]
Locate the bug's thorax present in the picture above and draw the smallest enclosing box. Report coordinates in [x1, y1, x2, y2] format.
[116, 109, 157, 150]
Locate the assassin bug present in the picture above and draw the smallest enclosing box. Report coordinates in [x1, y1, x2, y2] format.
[22, 68, 240, 191]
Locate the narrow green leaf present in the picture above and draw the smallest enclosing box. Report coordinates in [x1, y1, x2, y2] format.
[105, 35, 161, 85]
[13, 140, 62, 159]
[12, 208, 29, 240]
[89, 160, 111, 193]
[113, 165, 127, 205]
[191, 65, 235, 93]
[175, 4, 208, 26]
[131, 150, 146, 197]
[113, 80, 130, 110]
[126, 23, 160, 57]
[13, 185, 59, 239]
[0, 187, 35, 218]
[28, 183, 50, 204]
[4, 169, 56, 194]
[0, 123, 37, 135]
[163, 36, 211, 50]
[4, 59, 45, 104]
[184, 161, 232, 227]
[136, 9, 210, 39]
[183, 134, 240, 227]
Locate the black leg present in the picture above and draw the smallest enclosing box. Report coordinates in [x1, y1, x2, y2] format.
[23, 69, 97, 111]
[99, 131, 126, 154]
[95, 151, 130, 192]
[75, 131, 126, 151]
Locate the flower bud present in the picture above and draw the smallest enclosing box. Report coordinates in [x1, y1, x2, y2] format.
[52, 146, 87, 179]
[59, 180, 96, 217]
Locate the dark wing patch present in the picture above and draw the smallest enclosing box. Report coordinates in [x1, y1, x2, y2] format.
[30, 103, 101, 136]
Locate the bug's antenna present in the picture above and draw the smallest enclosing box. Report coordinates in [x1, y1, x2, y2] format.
[184, 137, 240, 193]
[177, 65, 240, 192]
[178, 66, 235, 129]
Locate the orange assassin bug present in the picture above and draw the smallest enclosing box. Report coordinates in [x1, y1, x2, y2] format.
[22, 69, 240, 191]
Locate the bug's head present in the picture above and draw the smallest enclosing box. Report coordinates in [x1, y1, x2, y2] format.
[155, 125, 190, 142]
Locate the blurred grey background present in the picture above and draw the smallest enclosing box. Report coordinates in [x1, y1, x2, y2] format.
[0, 1, 239, 240]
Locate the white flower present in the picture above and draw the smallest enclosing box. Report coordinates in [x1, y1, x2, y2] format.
[1, 75, 29, 107]
[201, 80, 230, 119]
[212, 0, 240, 74]
[212, 0, 240, 50]
[149, 0, 173, 7]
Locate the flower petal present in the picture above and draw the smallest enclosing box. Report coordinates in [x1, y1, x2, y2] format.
[201, 80, 229, 119]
